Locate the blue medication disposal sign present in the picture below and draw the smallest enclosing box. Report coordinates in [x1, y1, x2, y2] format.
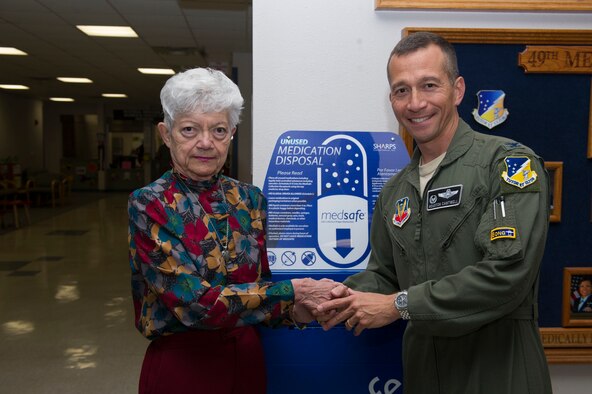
[263, 130, 410, 272]
[262, 131, 410, 394]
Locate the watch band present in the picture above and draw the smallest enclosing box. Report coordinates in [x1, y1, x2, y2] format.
[398, 307, 411, 320]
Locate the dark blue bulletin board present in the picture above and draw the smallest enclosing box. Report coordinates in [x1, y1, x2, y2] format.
[453, 43, 592, 327]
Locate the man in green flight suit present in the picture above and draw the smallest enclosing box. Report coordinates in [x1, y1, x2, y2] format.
[316, 32, 552, 393]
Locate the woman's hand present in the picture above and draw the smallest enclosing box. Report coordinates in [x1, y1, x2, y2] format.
[291, 278, 348, 322]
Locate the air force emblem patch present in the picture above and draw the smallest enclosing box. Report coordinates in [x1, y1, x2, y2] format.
[502, 156, 538, 189]
[392, 197, 411, 228]
[472, 90, 509, 129]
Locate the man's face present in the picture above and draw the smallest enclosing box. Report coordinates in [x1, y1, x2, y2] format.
[388, 44, 465, 149]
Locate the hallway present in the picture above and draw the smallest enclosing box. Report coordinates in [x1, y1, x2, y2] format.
[0, 193, 146, 393]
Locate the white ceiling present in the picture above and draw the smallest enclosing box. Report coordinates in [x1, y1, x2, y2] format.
[0, 0, 251, 107]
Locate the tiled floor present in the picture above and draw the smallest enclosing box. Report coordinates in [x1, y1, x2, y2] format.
[0, 193, 147, 393]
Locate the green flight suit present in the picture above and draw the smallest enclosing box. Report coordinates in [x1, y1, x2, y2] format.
[346, 119, 552, 394]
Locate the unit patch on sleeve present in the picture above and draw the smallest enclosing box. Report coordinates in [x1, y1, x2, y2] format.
[501, 156, 538, 189]
[426, 185, 462, 211]
[490, 227, 517, 241]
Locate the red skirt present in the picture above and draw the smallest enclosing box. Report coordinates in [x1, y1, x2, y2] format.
[139, 326, 266, 394]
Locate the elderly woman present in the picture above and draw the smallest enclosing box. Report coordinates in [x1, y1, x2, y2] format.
[128, 68, 340, 393]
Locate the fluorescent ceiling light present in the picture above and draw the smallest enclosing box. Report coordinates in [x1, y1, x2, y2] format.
[102, 93, 127, 98]
[0, 47, 27, 55]
[0, 84, 30, 90]
[138, 68, 175, 75]
[50, 97, 75, 102]
[77, 25, 138, 38]
[57, 77, 93, 83]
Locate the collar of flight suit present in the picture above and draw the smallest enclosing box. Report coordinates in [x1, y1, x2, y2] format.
[404, 118, 475, 195]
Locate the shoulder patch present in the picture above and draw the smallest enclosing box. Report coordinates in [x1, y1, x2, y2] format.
[500, 156, 539, 192]
[490, 227, 517, 241]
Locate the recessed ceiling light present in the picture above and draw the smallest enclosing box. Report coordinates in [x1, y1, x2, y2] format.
[76, 25, 138, 38]
[102, 93, 128, 98]
[0, 84, 30, 90]
[49, 97, 75, 102]
[0, 47, 27, 55]
[57, 77, 93, 83]
[138, 68, 175, 75]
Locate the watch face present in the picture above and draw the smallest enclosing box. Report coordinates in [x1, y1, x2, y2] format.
[396, 293, 408, 308]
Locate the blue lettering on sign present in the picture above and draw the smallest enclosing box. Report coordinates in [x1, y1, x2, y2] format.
[320, 209, 366, 222]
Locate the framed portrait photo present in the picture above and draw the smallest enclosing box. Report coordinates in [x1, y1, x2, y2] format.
[562, 267, 592, 328]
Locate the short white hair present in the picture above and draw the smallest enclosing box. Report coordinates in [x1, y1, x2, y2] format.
[160, 67, 244, 130]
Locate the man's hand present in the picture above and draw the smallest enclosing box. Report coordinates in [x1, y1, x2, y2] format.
[316, 289, 400, 335]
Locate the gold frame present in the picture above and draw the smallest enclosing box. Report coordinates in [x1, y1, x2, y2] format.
[545, 161, 563, 223]
[562, 267, 592, 328]
[376, 0, 592, 11]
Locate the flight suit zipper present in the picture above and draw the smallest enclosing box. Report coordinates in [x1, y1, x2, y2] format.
[441, 193, 484, 250]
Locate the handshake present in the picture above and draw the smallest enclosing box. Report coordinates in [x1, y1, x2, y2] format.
[290, 278, 400, 336]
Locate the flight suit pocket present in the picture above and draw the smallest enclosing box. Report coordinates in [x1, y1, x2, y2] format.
[475, 196, 523, 260]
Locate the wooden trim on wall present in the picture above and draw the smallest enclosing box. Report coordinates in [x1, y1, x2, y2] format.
[376, 0, 592, 12]
[404, 28, 592, 45]
[541, 327, 592, 363]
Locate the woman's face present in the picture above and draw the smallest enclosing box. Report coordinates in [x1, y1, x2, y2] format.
[158, 110, 235, 181]
[579, 280, 592, 298]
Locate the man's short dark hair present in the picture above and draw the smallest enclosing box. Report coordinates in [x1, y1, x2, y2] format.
[387, 31, 459, 83]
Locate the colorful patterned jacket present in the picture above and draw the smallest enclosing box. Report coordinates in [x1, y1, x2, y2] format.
[128, 171, 294, 339]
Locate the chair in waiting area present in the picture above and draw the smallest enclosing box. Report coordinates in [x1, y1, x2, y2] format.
[0, 179, 31, 228]
[28, 173, 60, 208]
[59, 175, 73, 206]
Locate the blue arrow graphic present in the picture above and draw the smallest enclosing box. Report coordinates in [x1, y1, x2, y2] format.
[334, 228, 354, 258]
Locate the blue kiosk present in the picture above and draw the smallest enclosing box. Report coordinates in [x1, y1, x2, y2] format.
[262, 131, 410, 393]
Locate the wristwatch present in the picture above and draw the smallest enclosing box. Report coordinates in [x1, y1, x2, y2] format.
[394, 290, 410, 320]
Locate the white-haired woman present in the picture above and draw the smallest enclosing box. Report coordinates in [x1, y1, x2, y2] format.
[128, 68, 341, 393]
